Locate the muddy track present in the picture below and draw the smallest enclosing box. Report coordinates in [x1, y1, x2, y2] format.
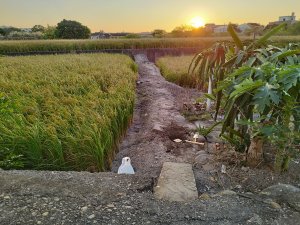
[112, 54, 200, 178]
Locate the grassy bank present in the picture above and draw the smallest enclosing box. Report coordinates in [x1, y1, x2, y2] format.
[0, 36, 299, 54]
[156, 55, 196, 88]
[0, 54, 137, 171]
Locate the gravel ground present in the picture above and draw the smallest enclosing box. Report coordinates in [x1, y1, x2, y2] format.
[1, 170, 300, 225]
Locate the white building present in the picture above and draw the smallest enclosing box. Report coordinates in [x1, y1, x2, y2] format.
[213, 25, 228, 33]
[238, 23, 263, 33]
[238, 24, 253, 33]
[90, 32, 111, 39]
[279, 12, 296, 22]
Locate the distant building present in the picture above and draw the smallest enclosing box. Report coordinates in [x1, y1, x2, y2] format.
[90, 32, 111, 39]
[267, 12, 297, 29]
[138, 32, 152, 38]
[213, 25, 228, 33]
[279, 12, 296, 22]
[204, 23, 216, 32]
[238, 23, 263, 33]
[110, 32, 130, 38]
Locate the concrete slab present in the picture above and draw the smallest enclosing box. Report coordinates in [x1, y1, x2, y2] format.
[154, 162, 198, 202]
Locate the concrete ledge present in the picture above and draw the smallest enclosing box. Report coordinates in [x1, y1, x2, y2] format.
[154, 162, 198, 202]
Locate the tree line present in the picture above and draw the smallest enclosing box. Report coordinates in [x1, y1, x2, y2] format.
[0, 19, 91, 40]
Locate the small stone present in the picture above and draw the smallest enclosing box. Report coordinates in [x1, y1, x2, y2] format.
[37, 221, 42, 225]
[241, 166, 249, 172]
[107, 204, 115, 208]
[270, 201, 281, 209]
[195, 150, 207, 155]
[153, 123, 164, 132]
[32, 212, 37, 216]
[199, 193, 211, 200]
[221, 165, 226, 174]
[4, 196, 10, 199]
[194, 154, 211, 165]
[218, 190, 237, 196]
[42, 212, 49, 217]
[54, 197, 60, 202]
[107, 209, 112, 212]
[202, 163, 215, 171]
[81, 206, 88, 212]
[209, 176, 216, 182]
[247, 214, 263, 225]
[88, 214, 95, 219]
[124, 206, 133, 209]
[116, 192, 126, 197]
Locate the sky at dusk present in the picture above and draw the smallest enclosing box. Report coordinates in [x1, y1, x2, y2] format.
[0, 0, 299, 32]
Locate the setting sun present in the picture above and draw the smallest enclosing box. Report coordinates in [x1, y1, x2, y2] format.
[189, 16, 205, 28]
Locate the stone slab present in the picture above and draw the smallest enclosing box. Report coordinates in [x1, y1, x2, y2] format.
[154, 162, 198, 202]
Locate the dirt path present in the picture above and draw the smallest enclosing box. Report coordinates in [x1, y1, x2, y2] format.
[112, 54, 200, 178]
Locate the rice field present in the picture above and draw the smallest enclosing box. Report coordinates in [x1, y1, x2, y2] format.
[0, 36, 299, 55]
[0, 54, 137, 171]
[156, 55, 196, 88]
[0, 38, 221, 54]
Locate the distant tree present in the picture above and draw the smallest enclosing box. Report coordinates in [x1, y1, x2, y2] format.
[152, 29, 167, 38]
[171, 25, 194, 36]
[43, 25, 57, 39]
[287, 21, 300, 35]
[171, 24, 212, 37]
[0, 27, 21, 36]
[55, 19, 91, 39]
[32, 25, 45, 32]
[0, 28, 5, 36]
[244, 25, 264, 40]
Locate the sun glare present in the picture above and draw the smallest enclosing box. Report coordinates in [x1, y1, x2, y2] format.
[190, 16, 205, 28]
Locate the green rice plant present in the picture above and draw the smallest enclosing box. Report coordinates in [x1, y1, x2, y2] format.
[0, 54, 137, 171]
[156, 55, 197, 87]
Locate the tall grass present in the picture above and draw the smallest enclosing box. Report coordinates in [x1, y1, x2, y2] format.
[0, 54, 137, 171]
[156, 55, 196, 88]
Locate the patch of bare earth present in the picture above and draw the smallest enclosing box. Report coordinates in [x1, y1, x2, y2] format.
[112, 54, 300, 195]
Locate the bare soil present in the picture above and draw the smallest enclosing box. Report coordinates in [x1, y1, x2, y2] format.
[112, 54, 300, 195]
